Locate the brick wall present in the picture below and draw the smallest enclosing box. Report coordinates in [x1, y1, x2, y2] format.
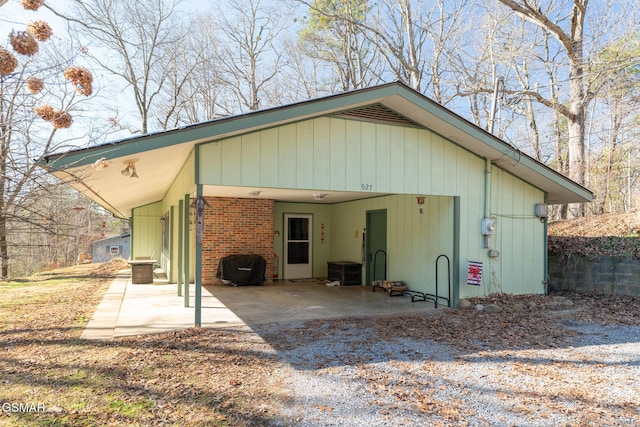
[202, 197, 274, 285]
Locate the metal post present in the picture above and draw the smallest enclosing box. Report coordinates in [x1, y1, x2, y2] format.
[183, 194, 190, 307]
[195, 185, 203, 327]
[452, 197, 461, 308]
[177, 199, 183, 296]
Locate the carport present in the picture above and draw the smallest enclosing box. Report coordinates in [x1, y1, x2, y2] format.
[42, 82, 592, 329]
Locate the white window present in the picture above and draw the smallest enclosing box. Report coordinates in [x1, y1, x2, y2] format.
[109, 245, 120, 255]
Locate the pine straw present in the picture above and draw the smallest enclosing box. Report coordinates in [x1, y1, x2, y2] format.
[548, 211, 640, 258]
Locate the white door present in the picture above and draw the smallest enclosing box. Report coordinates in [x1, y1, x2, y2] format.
[284, 214, 313, 279]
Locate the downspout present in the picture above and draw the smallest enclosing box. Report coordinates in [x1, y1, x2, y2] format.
[483, 157, 491, 249]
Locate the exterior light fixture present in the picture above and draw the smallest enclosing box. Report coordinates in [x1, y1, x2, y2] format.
[313, 193, 327, 200]
[121, 160, 139, 178]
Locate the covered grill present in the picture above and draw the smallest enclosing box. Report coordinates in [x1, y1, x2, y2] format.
[216, 254, 266, 286]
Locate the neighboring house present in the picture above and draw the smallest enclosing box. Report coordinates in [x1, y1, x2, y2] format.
[40, 82, 592, 307]
[91, 234, 130, 263]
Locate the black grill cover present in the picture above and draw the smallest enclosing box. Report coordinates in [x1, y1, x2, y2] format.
[216, 254, 266, 285]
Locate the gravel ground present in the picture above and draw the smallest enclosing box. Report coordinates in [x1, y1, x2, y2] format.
[253, 295, 640, 427]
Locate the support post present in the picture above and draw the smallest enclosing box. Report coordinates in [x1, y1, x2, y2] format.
[194, 185, 204, 327]
[177, 199, 183, 296]
[183, 194, 190, 307]
[452, 196, 461, 308]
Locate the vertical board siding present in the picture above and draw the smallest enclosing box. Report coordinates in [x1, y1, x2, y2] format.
[481, 167, 545, 296]
[375, 124, 392, 192]
[260, 128, 279, 187]
[313, 117, 331, 189]
[390, 126, 405, 192]
[360, 122, 377, 191]
[345, 120, 362, 189]
[164, 149, 196, 210]
[198, 116, 489, 198]
[328, 195, 454, 292]
[278, 125, 297, 186]
[241, 132, 261, 184]
[296, 121, 314, 188]
[194, 115, 547, 296]
[430, 135, 446, 192]
[418, 131, 432, 194]
[330, 119, 347, 190]
[131, 202, 163, 260]
[221, 137, 242, 185]
[403, 128, 419, 194]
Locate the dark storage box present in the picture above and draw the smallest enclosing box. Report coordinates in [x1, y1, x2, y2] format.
[217, 254, 266, 285]
[327, 261, 362, 286]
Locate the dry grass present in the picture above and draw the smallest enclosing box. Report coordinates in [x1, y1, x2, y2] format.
[0, 261, 288, 426]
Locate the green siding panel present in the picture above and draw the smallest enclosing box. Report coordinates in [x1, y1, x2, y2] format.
[375, 124, 391, 192]
[360, 123, 377, 192]
[278, 125, 297, 187]
[260, 128, 279, 187]
[198, 117, 491, 198]
[403, 128, 419, 194]
[131, 202, 163, 260]
[221, 137, 242, 185]
[328, 195, 454, 291]
[199, 142, 220, 184]
[390, 126, 405, 192]
[313, 117, 331, 189]
[345, 120, 362, 190]
[329, 119, 347, 190]
[418, 130, 432, 194]
[242, 132, 261, 185]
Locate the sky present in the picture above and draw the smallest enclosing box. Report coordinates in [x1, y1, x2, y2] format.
[0, 0, 224, 149]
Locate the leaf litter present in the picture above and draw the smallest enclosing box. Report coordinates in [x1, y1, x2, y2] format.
[1, 259, 640, 426]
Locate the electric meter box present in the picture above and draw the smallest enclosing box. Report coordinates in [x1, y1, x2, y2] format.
[481, 218, 496, 235]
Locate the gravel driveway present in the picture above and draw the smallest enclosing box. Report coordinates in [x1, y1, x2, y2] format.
[253, 293, 640, 426]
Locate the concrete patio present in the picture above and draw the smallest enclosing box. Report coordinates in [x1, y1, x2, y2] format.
[81, 271, 442, 340]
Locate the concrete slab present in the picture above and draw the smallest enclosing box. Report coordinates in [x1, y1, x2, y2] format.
[83, 273, 442, 340]
[206, 280, 440, 328]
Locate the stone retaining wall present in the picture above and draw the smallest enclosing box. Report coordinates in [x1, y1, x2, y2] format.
[548, 255, 640, 296]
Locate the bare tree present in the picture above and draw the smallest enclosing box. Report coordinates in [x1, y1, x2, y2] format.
[494, 1, 591, 217]
[212, 0, 289, 111]
[56, 0, 189, 134]
[0, 1, 95, 278]
[298, 0, 383, 92]
[166, 15, 229, 123]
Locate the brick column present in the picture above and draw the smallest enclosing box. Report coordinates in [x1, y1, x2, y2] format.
[202, 197, 274, 285]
